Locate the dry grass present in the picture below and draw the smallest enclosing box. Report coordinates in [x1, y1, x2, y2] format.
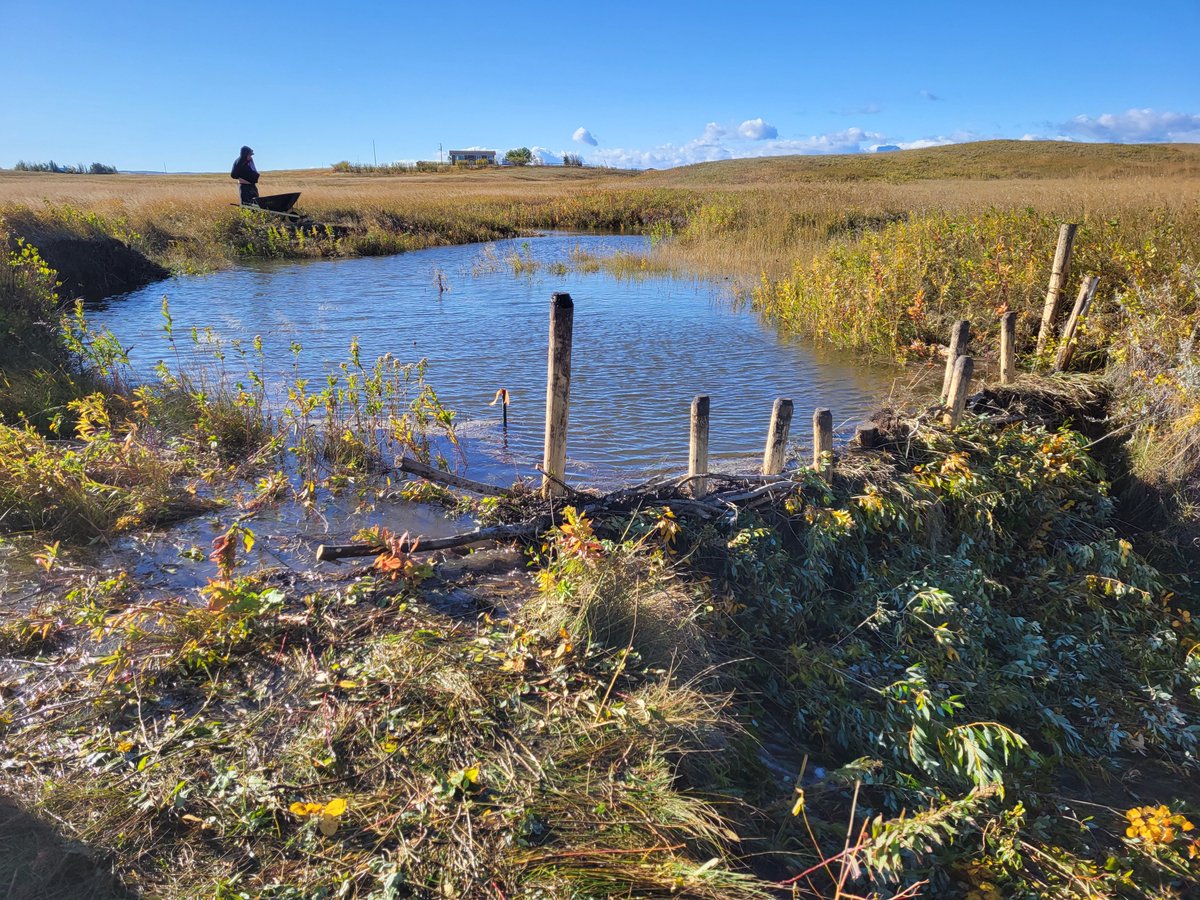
[5, 141, 1200, 281]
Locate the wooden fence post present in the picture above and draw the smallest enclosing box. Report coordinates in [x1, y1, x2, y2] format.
[1054, 275, 1100, 372]
[943, 355, 974, 428]
[761, 398, 794, 476]
[541, 292, 574, 497]
[1035, 223, 1079, 355]
[813, 407, 833, 479]
[999, 312, 1017, 385]
[940, 320, 971, 405]
[688, 395, 710, 498]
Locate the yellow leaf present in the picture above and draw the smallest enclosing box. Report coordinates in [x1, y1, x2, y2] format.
[462, 765, 480, 785]
[323, 797, 347, 817]
[289, 801, 310, 816]
[791, 789, 806, 816]
[337, 679, 359, 689]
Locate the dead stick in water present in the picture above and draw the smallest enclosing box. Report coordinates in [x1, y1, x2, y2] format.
[397, 456, 516, 497]
[316, 519, 547, 562]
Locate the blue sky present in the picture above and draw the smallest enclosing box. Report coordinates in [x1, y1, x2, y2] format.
[3, 0, 1197, 171]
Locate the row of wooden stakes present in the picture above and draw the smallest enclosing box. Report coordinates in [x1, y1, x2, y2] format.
[538, 224, 1098, 497]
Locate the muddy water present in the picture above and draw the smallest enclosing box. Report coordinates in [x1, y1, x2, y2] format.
[91, 234, 896, 486]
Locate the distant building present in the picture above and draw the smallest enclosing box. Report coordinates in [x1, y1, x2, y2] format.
[448, 149, 496, 165]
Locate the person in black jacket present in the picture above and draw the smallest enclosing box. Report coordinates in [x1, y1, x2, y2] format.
[231, 146, 259, 205]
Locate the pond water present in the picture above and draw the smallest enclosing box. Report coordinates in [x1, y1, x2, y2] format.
[91, 233, 895, 486]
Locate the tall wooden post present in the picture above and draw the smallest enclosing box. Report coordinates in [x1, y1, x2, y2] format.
[813, 407, 833, 479]
[1054, 275, 1100, 372]
[940, 320, 971, 405]
[999, 312, 1017, 385]
[761, 398, 794, 476]
[542, 293, 574, 497]
[1035, 223, 1079, 355]
[943, 356, 974, 428]
[688, 395, 710, 498]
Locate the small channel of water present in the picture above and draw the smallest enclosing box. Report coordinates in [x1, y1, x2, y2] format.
[91, 233, 895, 485]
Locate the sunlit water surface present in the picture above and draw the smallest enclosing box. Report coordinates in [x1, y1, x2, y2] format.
[91, 233, 895, 486]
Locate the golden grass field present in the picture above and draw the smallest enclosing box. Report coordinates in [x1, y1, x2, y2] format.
[6, 145, 1200, 899]
[4, 140, 1199, 278]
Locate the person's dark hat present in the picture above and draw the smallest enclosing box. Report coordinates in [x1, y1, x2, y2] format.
[241, 145, 254, 155]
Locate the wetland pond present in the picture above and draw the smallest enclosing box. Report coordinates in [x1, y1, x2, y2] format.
[91, 233, 895, 486]
[2, 233, 899, 623]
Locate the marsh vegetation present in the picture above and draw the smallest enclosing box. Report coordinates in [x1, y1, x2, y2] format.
[2, 140, 1200, 897]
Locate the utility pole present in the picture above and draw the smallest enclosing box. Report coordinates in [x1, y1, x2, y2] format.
[438, 143, 443, 166]
[372, 139, 377, 166]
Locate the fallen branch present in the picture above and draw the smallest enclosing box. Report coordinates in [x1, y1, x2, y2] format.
[316, 519, 546, 562]
[314, 469, 804, 565]
[398, 456, 517, 497]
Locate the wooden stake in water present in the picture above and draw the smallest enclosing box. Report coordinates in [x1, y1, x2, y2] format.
[490, 388, 510, 429]
[542, 293, 574, 497]
[762, 398, 794, 476]
[1054, 275, 1100, 372]
[943, 355, 974, 428]
[1035, 223, 1079, 355]
[813, 408, 834, 478]
[999, 311, 1017, 385]
[940, 320, 972, 405]
[688, 395, 710, 498]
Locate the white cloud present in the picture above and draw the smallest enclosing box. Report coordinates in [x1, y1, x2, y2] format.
[572, 127, 598, 146]
[737, 117, 778, 140]
[530, 146, 561, 165]
[842, 103, 882, 115]
[890, 135, 961, 150]
[589, 141, 733, 170]
[1060, 108, 1200, 143]
[585, 121, 977, 170]
[760, 127, 886, 154]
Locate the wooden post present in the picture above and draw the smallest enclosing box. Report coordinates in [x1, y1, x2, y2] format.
[940, 320, 971, 405]
[943, 355, 974, 428]
[761, 398, 794, 476]
[813, 407, 833, 478]
[688, 395, 710, 498]
[1035, 223, 1079, 355]
[491, 388, 510, 429]
[999, 311, 1017, 385]
[542, 293, 574, 497]
[1054, 275, 1100, 372]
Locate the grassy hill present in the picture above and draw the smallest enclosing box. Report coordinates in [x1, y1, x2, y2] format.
[639, 139, 1200, 185]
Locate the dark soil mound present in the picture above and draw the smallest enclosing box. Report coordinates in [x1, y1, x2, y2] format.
[36, 236, 168, 302]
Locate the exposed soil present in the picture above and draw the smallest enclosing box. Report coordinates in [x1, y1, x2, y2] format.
[33, 236, 169, 302]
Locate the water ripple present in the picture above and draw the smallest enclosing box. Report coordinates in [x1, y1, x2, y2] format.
[92, 234, 896, 485]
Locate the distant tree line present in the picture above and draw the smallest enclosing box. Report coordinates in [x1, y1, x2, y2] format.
[331, 160, 451, 175]
[13, 160, 118, 174]
[331, 153, 588, 174]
